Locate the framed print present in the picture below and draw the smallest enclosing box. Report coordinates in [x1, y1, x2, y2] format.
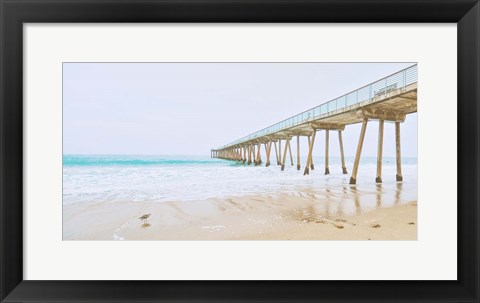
[1, 0, 479, 302]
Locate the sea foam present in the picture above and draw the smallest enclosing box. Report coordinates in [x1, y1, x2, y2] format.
[63, 155, 417, 205]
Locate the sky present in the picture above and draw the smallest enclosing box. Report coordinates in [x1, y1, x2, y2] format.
[63, 63, 417, 157]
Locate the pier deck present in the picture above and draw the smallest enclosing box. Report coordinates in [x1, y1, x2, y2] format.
[212, 64, 417, 184]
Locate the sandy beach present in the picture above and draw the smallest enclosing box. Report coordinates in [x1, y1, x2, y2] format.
[63, 183, 417, 241]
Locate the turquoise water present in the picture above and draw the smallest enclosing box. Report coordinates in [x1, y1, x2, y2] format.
[63, 155, 417, 204]
[63, 154, 416, 167]
[63, 155, 226, 167]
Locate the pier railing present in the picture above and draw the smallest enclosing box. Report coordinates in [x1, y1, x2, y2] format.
[217, 64, 417, 150]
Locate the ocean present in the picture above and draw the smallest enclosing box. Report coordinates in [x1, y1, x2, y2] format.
[63, 154, 417, 205]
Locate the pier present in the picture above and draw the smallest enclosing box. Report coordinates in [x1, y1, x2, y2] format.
[211, 65, 417, 184]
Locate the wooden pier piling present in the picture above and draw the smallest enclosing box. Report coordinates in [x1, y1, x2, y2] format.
[325, 130, 330, 175]
[308, 135, 314, 170]
[304, 130, 316, 175]
[281, 136, 290, 171]
[395, 121, 403, 181]
[288, 138, 294, 166]
[247, 145, 252, 165]
[273, 141, 279, 166]
[338, 131, 347, 174]
[376, 120, 384, 183]
[265, 142, 271, 167]
[255, 143, 262, 165]
[350, 118, 368, 185]
[296, 136, 301, 170]
[278, 140, 282, 165]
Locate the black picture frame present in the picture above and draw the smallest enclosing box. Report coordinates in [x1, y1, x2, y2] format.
[1, 0, 479, 302]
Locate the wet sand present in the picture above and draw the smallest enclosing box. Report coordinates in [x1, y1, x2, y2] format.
[63, 182, 417, 240]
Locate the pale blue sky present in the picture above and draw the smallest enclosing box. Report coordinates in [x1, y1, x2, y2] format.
[63, 63, 417, 157]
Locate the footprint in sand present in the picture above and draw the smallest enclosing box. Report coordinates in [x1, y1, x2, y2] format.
[227, 198, 245, 211]
[335, 218, 356, 226]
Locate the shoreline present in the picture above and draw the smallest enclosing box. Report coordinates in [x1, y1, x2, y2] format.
[63, 188, 417, 241]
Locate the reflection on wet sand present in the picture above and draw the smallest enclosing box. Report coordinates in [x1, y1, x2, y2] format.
[286, 179, 415, 227]
[395, 182, 403, 204]
[293, 178, 415, 220]
[63, 176, 417, 240]
[376, 184, 382, 208]
[350, 185, 362, 215]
